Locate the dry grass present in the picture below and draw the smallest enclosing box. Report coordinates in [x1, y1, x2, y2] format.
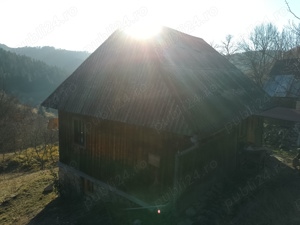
[0, 170, 57, 225]
[1, 145, 59, 172]
[0, 145, 59, 225]
[272, 148, 299, 167]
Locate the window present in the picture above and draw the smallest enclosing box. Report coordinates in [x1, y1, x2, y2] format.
[74, 119, 85, 146]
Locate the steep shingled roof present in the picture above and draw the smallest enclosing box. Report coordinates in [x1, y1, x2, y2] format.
[42, 27, 272, 136]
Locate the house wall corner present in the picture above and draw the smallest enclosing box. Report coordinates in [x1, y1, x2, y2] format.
[58, 166, 82, 199]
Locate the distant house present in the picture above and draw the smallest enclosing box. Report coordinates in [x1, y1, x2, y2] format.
[264, 58, 300, 109]
[47, 118, 59, 130]
[42, 27, 272, 205]
[262, 58, 300, 148]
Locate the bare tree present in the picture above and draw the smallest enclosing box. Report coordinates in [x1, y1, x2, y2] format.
[209, 41, 220, 51]
[237, 23, 291, 87]
[285, 0, 300, 40]
[220, 35, 238, 57]
[29, 116, 58, 170]
[281, 28, 300, 59]
[285, 0, 300, 20]
[0, 88, 58, 170]
[0, 91, 21, 161]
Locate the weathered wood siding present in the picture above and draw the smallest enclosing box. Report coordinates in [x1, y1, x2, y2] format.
[177, 116, 264, 180]
[58, 111, 263, 190]
[236, 116, 263, 146]
[178, 129, 238, 180]
[58, 111, 190, 187]
[243, 116, 263, 146]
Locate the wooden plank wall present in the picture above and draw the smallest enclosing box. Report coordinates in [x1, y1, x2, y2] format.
[178, 129, 238, 180]
[58, 111, 189, 187]
[58, 111, 262, 188]
[245, 116, 263, 146]
[58, 111, 72, 163]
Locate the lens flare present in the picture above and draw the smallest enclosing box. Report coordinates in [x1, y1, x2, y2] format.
[124, 21, 161, 39]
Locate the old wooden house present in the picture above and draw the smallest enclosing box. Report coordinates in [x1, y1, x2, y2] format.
[42, 27, 272, 205]
[261, 58, 300, 148]
[264, 58, 300, 109]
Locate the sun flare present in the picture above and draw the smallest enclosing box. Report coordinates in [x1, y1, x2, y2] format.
[124, 22, 162, 39]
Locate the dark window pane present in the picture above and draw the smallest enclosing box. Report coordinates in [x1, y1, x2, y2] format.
[74, 119, 85, 145]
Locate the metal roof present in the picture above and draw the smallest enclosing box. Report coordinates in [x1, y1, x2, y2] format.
[42, 27, 273, 136]
[264, 58, 300, 98]
[263, 74, 300, 97]
[256, 107, 300, 122]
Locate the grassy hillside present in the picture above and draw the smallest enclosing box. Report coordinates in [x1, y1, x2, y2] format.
[0, 146, 58, 225]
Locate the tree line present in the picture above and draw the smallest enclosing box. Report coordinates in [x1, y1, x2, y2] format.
[217, 21, 300, 87]
[0, 91, 58, 170]
[0, 48, 62, 169]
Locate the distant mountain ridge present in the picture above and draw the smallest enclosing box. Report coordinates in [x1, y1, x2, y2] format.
[0, 44, 90, 74]
[0, 47, 68, 106]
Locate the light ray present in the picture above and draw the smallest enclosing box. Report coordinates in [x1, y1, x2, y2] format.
[124, 21, 162, 39]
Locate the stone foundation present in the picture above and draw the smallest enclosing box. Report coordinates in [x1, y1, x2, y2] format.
[58, 166, 82, 198]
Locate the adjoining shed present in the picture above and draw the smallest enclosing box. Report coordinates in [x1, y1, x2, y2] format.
[264, 58, 300, 109]
[42, 27, 272, 205]
[262, 58, 300, 148]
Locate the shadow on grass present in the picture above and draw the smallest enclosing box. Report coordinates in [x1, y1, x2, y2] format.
[169, 154, 300, 225]
[26, 197, 85, 225]
[226, 154, 300, 225]
[26, 195, 172, 225]
[27, 154, 300, 225]
[26, 197, 114, 225]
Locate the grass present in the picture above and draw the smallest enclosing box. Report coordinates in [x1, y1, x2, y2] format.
[0, 170, 57, 225]
[0, 145, 59, 225]
[1, 145, 59, 172]
[271, 148, 299, 167]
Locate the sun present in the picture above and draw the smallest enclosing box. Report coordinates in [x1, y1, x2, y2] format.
[124, 21, 162, 39]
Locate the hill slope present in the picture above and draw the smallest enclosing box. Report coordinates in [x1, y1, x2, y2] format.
[0, 48, 68, 105]
[0, 44, 90, 74]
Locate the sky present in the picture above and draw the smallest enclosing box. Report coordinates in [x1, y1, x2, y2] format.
[1, 0, 300, 53]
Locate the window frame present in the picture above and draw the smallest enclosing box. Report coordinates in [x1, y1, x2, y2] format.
[73, 118, 86, 147]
